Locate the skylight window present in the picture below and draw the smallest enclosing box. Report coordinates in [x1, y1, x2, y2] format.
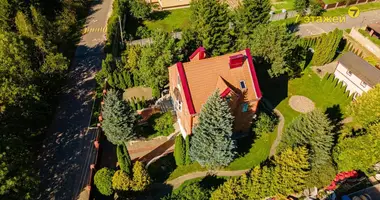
[240, 81, 246, 89]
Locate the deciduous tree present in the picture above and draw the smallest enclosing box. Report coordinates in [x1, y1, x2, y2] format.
[190, 91, 236, 168]
[347, 84, 380, 127]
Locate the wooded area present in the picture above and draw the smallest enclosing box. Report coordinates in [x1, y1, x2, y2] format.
[0, 0, 90, 198]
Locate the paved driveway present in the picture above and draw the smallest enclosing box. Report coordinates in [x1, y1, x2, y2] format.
[297, 9, 380, 36]
[37, 0, 113, 199]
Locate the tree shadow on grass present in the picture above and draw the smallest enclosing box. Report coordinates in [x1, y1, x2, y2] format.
[255, 60, 289, 109]
[149, 10, 171, 21]
[199, 175, 227, 190]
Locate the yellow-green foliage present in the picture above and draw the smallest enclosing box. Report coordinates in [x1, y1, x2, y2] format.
[211, 147, 310, 200]
[112, 170, 132, 191]
[347, 84, 380, 127]
[132, 161, 151, 191]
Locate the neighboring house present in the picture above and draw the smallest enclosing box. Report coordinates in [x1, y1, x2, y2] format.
[147, 0, 240, 10]
[168, 47, 262, 137]
[334, 52, 380, 98]
[366, 22, 380, 39]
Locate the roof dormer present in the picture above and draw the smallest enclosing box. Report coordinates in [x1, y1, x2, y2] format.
[229, 54, 245, 69]
[189, 47, 206, 61]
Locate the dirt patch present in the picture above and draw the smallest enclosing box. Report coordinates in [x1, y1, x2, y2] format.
[123, 86, 153, 101]
[289, 95, 315, 113]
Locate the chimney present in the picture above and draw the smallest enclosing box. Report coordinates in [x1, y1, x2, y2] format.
[189, 47, 206, 61]
[229, 54, 245, 69]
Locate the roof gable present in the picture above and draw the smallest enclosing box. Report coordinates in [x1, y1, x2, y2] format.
[176, 49, 261, 114]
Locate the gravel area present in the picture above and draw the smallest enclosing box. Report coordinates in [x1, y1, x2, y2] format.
[289, 95, 315, 113]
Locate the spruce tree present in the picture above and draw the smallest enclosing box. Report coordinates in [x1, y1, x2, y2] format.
[174, 135, 186, 166]
[116, 143, 132, 175]
[190, 91, 236, 168]
[102, 89, 137, 145]
[234, 0, 271, 47]
[190, 0, 231, 55]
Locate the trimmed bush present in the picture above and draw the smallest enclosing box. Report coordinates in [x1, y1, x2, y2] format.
[112, 170, 132, 191]
[132, 161, 151, 191]
[174, 135, 186, 166]
[252, 113, 278, 137]
[153, 112, 175, 136]
[185, 135, 191, 165]
[94, 168, 115, 196]
[116, 144, 132, 175]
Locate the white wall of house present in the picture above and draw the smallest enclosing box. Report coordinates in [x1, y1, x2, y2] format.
[334, 63, 372, 98]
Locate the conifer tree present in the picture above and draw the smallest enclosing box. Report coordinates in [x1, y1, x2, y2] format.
[102, 89, 137, 145]
[185, 135, 191, 165]
[279, 110, 334, 168]
[174, 135, 186, 166]
[131, 161, 151, 191]
[234, 0, 271, 46]
[312, 29, 342, 66]
[190, 91, 236, 168]
[190, 0, 231, 55]
[118, 72, 126, 89]
[116, 143, 132, 175]
[294, 0, 310, 16]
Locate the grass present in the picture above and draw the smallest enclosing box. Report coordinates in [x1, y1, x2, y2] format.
[275, 69, 352, 128]
[144, 8, 191, 32]
[272, 0, 295, 11]
[323, 0, 342, 4]
[358, 29, 380, 47]
[167, 162, 207, 181]
[226, 131, 277, 170]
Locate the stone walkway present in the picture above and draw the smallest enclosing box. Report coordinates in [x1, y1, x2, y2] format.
[166, 169, 250, 189]
[269, 109, 285, 157]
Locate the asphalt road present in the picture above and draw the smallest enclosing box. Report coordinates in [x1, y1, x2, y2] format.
[37, 0, 113, 199]
[297, 9, 380, 36]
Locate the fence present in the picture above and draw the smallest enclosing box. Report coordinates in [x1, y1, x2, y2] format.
[322, 0, 377, 10]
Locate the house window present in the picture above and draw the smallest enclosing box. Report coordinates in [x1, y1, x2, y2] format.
[177, 75, 181, 90]
[175, 100, 182, 112]
[240, 81, 246, 89]
[346, 70, 352, 76]
[225, 96, 231, 103]
[242, 103, 249, 112]
[360, 81, 367, 88]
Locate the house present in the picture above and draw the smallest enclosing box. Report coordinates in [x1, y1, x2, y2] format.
[168, 47, 262, 137]
[334, 52, 380, 98]
[147, 0, 240, 10]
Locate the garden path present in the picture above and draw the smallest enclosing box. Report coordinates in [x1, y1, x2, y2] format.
[166, 169, 250, 189]
[269, 109, 285, 157]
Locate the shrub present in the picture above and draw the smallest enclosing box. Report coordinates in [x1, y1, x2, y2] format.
[185, 135, 191, 165]
[252, 113, 278, 137]
[174, 135, 186, 166]
[116, 144, 132, 175]
[132, 161, 151, 191]
[112, 170, 132, 191]
[153, 112, 175, 136]
[94, 168, 115, 196]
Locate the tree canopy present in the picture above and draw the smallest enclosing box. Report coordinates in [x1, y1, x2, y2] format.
[102, 89, 137, 145]
[247, 24, 300, 77]
[190, 91, 236, 168]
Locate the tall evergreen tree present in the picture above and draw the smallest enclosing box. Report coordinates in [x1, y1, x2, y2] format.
[279, 110, 334, 168]
[102, 89, 137, 145]
[185, 135, 191, 165]
[174, 135, 186, 166]
[190, 91, 236, 168]
[190, 0, 231, 55]
[116, 143, 132, 175]
[234, 0, 271, 47]
[312, 29, 342, 66]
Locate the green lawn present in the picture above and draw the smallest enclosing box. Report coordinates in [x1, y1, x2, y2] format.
[272, 0, 295, 11]
[144, 8, 191, 32]
[275, 69, 352, 128]
[226, 131, 277, 170]
[323, 0, 342, 4]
